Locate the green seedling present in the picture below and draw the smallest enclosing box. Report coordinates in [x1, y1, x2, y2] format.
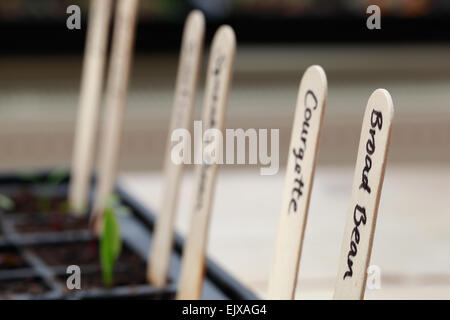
[0, 194, 14, 211]
[100, 195, 124, 287]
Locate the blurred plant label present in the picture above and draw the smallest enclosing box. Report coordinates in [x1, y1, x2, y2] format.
[66, 265, 81, 290]
[67, 5, 81, 30]
[177, 26, 235, 300]
[367, 5, 381, 30]
[267, 66, 327, 299]
[148, 11, 205, 288]
[193, 51, 228, 212]
[334, 89, 393, 299]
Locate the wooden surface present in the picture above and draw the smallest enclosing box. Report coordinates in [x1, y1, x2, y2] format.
[69, 0, 112, 213]
[176, 25, 236, 300]
[92, 0, 139, 232]
[334, 89, 393, 299]
[268, 66, 327, 299]
[120, 166, 450, 299]
[148, 10, 205, 287]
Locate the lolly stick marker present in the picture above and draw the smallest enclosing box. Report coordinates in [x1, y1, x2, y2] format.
[147, 11, 205, 287]
[91, 0, 139, 233]
[267, 65, 328, 300]
[176, 26, 236, 300]
[69, 0, 113, 214]
[334, 89, 394, 300]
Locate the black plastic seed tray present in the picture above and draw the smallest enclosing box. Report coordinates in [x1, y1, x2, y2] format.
[0, 170, 257, 300]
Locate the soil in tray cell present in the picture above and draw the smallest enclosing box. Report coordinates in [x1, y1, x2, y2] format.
[3, 189, 35, 214]
[6, 189, 66, 215]
[59, 263, 148, 291]
[7, 188, 81, 215]
[29, 240, 99, 266]
[84, 262, 147, 289]
[29, 241, 145, 269]
[14, 212, 90, 233]
[4, 188, 90, 233]
[51, 242, 149, 292]
[0, 247, 28, 270]
[0, 277, 49, 297]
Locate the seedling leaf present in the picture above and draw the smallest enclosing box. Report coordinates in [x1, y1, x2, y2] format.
[0, 194, 14, 211]
[100, 205, 122, 287]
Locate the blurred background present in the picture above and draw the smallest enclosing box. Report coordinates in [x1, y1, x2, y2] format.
[1, 0, 450, 299]
[1, 0, 450, 169]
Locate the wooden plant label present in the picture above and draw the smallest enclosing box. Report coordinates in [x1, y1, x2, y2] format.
[148, 10, 205, 287]
[91, 0, 139, 233]
[176, 26, 236, 300]
[69, 0, 113, 214]
[334, 89, 394, 300]
[267, 65, 327, 300]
